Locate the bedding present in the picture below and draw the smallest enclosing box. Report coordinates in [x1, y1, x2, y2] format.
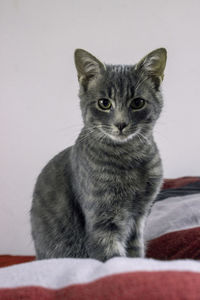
[0, 258, 200, 300]
[0, 176, 199, 299]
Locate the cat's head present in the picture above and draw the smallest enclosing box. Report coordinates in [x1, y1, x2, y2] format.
[74, 48, 167, 143]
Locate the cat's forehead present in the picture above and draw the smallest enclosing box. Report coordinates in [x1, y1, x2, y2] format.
[105, 64, 135, 77]
[100, 64, 138, 100]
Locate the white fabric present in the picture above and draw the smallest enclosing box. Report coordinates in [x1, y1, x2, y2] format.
[144, 193, 200, 241]
[0, 257, 200, 289]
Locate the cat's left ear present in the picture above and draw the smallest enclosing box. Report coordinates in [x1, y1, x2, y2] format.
[136, 48, 167, 81]
[74, 49, 105, 86]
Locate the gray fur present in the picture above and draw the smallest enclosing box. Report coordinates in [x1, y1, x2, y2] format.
[31, 48, 167, 261]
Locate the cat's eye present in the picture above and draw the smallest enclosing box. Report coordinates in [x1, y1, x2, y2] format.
[98, 98, 112, 110]
[130, 98, 146, 110]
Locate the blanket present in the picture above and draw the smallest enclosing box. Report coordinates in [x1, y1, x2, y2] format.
[0, 258, 200, 299]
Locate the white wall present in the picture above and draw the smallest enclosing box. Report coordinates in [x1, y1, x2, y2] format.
[0, 0, 200, 255]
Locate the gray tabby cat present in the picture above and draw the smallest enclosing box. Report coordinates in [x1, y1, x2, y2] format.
[31, 48, 167, 261]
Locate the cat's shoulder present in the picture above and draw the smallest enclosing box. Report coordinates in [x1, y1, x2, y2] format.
[36, 146, 73, 181]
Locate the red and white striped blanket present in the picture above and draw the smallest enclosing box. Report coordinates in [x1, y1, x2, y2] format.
[0, 257, 200, 299]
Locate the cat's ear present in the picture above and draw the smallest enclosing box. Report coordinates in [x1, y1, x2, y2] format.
[74, 49, 105, 86]
[136, 48, 167, 81]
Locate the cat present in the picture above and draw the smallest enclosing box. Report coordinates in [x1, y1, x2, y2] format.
[30, 47, 167, 261]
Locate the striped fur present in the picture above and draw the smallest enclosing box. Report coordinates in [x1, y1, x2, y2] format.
[31, 48, 167, 261]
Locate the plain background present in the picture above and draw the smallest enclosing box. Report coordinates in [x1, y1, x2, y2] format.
[0, 0, 200, 255]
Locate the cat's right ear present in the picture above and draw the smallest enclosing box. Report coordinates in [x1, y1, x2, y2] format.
[74, 49, 105, 86]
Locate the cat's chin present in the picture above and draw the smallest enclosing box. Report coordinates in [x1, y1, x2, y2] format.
[105, 131, 139, 143]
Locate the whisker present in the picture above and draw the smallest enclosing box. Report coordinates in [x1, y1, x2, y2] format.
[136, 132, 150, 146]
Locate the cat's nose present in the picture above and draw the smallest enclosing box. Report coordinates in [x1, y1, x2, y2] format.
[115, 122, 127, 132]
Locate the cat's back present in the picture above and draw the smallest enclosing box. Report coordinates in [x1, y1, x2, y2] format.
[32, 146, 74, 206]
[31, 145, 87, 259]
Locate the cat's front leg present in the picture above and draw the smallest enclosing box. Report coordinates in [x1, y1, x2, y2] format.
[127, 173, 163, 258]
[84, 207, 129, 261]
[86, 229, 126, 261]
[126, 215, 146, 258]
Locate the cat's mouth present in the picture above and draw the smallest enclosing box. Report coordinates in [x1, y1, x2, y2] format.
[114, 132, 138, 142]
[100, 128, 139, 143]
